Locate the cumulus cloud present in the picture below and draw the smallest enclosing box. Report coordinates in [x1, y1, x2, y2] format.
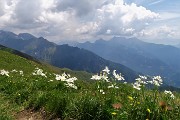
[0, 0, 160, 42]
[0, 0, 16, 27]
[95, 0, 159, 37]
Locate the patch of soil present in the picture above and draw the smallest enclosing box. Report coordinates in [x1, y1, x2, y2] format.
[15, 109, 46, 120]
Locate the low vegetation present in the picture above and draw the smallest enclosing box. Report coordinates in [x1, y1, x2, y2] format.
[0, 50, 180, 120]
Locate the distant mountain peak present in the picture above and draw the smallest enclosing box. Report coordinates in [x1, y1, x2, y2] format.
[18, 33, 36, 40]
[0, 30, 17, 36]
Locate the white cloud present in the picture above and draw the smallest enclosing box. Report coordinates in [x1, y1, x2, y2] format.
[137, 25, 180, 40]
[0, 0, 160, 42]
[94, 0, 159, 37]
[158, 12, 180, 21]
[0, 0, 17, 28]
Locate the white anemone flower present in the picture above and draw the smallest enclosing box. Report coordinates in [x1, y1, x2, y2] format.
[32, 68, 47, 77]
[135, 75, 148, 85]
[91, 74, 109, 82]
[102, 66, 110, 74]
[149, 76, 163, 86]
[65, 82, 78, 89]
[99, 89, 105, 94]
[11, 69, 18, 72]
[0, 69, 9, 77]
[55, 73, 78, 89]
[164, 90, 175, 99]
[132, 82, 141, 90]
[19, 70, 24, 76]
[91, 74, 102, 80]
[113, 70, 125, 81]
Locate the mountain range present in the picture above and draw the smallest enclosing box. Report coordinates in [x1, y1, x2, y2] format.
[77, 37, 180, 87]
[0, 30, 138, 82]
[1, 30, 180, 87]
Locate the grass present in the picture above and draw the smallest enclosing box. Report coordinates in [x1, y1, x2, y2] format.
[0, 49, 180, 120]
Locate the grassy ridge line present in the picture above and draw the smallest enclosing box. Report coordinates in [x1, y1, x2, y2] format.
[0, 48, 92, 80]
[0, 44, 40, 64]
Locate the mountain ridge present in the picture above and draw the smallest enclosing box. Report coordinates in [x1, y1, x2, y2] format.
[0, 30, 138, 82]
[77, 37, 180, 87]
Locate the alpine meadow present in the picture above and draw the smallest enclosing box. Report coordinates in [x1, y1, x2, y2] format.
[0, 0, 180, 120]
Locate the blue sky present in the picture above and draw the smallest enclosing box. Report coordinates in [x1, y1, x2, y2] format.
[123, 0, 180, 44]
[0, 0, 180, 45]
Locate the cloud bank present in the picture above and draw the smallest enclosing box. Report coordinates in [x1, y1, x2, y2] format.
[0, 0, 163, 42]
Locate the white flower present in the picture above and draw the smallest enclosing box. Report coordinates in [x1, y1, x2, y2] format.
[164, 90, 175, 99]
[108, 84, 114, 88]
[149, 76, 163, 86]
[108, 84, 119, 89]
[101, 74, 109, 82]
[55, 73, 78, 89]
[19, 70, 24, 76]
[32, 68, 47, 77]
[55, 74, 66, 81]
[99, 89, 105, 94]
[102, 66, 110, 74]
[132, 75, 148, 90]
[0, 69, 9, 77]
[66, 77, 77, 83]
[67, 74, 71, 77]
[124, 82, 127, 84]
[65, 82, 77, 89]
[135, 75, 148, 85]
[91, 74, 109, 82]
[11, 69, 18, 72]
[113, 70, 125, 81]
[91, 74, 102, 80]
[132, 82, 141, 90]
[139, 75, 147, 80]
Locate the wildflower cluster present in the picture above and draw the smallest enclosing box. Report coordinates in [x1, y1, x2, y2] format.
[164, 90, 175, 99]
[91, 67, 126, 95]
[0, 69, 9, 77]
[1, 69, 25, 77]
[149, 76, 163, 86]
[113, 70, 125, 81]
[91, 67, 109, 82]
[132, 75, 163, 90]
[19, 70, 24, 76]
[55, 73, 78, 89]
[99, 89, 105, 94]
[91, 66, 125, 82]
[132, 75, 147, 90]
[32, 67, 47, 77]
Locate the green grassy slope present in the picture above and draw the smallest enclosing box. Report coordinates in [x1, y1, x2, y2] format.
[0, 48, 91, 119]
[0, 45, 92, 80]
[0, 48, 180, 120]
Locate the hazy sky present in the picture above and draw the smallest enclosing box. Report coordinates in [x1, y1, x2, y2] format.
[0, 0, 180, 44]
